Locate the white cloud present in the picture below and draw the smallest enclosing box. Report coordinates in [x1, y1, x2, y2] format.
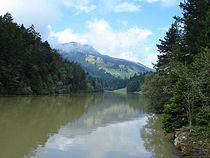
[0, 0, 157, 68]
[0, 0, 62, 35]
[145, 0, 179, 7]
[48, 19, 154, 67]
[62, 0, 96, 13]
[142, 52, 157, 68]
[101, 0, 141, 13]
[114, 2, 141, 13]
[48, 27, 80, 45]
[0, 0, 96, 36]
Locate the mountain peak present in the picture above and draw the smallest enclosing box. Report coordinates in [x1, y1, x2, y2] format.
[60, 42, 100, 56]
[58, 42, 153, 80]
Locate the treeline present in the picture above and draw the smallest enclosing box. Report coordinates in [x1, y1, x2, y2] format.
[142, 0, 210, 135]
[126, 73, 147, 93]
[104, 78, 128, 90]
[0, 13, 103, 95]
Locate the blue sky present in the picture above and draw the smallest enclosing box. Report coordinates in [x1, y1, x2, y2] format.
[0, 0, 182, 68]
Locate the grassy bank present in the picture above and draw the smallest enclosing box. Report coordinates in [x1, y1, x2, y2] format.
[111, 88, 127, 94]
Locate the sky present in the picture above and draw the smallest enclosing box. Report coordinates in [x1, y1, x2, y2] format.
[0, 0, 182, 68]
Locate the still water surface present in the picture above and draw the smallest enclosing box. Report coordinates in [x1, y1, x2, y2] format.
[0, 92, 178, 158]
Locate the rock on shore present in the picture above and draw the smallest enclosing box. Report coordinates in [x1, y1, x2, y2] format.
[174, 128, 210, 158]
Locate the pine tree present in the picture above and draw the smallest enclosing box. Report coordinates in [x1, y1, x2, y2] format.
[155, 21, 181, 73]
[180, 0, 210, 62]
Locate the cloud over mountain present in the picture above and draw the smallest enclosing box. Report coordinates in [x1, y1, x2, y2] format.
[48, 19, 153, 67]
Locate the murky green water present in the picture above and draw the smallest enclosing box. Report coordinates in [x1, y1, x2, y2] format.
[0, 92, 178, 158]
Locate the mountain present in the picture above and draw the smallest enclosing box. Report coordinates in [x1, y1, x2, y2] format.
[58, 42, 153, 81]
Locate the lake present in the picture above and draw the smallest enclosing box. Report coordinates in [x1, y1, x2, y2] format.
[0, 92, 178, 158]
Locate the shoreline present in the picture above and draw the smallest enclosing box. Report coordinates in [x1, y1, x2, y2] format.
[174, 127, 210, 158]
[0, 91, 104, 97]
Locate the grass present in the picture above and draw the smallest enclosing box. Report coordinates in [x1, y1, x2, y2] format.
[110, 88, 143, 95]
[85, 55, 137, 79]
[112, 88, 127, 94]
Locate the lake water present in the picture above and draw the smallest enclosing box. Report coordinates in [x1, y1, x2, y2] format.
[0, 92, 178, 158]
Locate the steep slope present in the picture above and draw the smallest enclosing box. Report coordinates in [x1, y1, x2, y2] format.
[58, 42, 153, 80]
[0, 14, 103, 95]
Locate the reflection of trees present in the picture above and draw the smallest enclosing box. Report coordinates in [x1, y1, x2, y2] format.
[59, 93, 143, 139]
[0, 93, 150, 158]
[102, 92, 149, 113]
[0, 94, 102, 158]
[127, 94, 149, 112]
[140, 115, 178, 158]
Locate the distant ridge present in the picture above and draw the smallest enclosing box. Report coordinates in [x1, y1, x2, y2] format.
[58, 42, 153, 80]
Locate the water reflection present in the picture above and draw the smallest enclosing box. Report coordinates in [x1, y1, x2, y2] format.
[29, 93, 149, 158]
[0, 94, 100, 158]
[140, 115, 178, 158]
[0, 93, 177, 158]
[31, 118, 151, 158]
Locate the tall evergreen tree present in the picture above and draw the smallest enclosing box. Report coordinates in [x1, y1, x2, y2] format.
[155, 21, 181, 73]
[180, 0, 210, 62]
[142, 0, 210, 138]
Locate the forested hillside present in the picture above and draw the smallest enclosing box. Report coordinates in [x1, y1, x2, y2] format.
[0, 13, 103, 95]
[59, 42, 152, 90]
[126, 73, 147, 93]
[142, 0, 210, 156]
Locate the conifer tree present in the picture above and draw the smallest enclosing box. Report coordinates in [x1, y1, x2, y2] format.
[156, 21, 181, 73]
[180, 0, 210, 62]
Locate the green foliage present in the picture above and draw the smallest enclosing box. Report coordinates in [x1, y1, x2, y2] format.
[142, 73, 171, 113]
[180, 0, 210, 60]
[0, 13, 103, 95]
[195, 107, 210, 126]
[191, 125, 210, 139]
[127, 73, 146, 93]
[163, 102, 187, 132]
[155, 21, 182, 72]
[127, 80, 139, 92]
[103, 78, 128, 90]
[86, 75, 103, 92]
[141, 0, 210, 134]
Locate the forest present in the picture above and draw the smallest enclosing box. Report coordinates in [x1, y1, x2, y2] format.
[0, 13, 103, 95]
[141, 0, 210, 142]
[126, 73, 147, 93]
